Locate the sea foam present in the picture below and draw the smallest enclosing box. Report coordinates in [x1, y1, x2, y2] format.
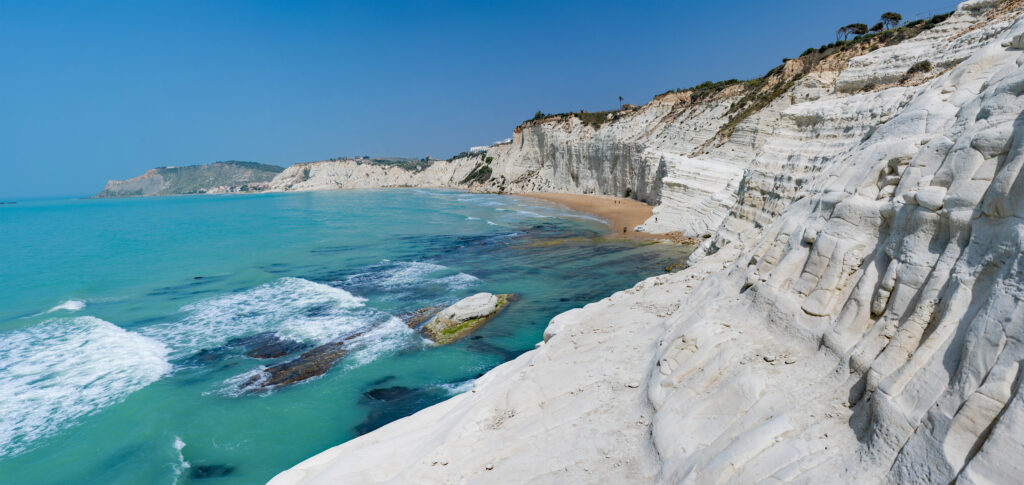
[344, 316, 417, 367]
[172, 436, 191, 483]
[437, 379, 476, 396]
[343, 261, 479, 293]
[141, 277, 369, 357]
[0, 316, 171, 456]
[495, 204, 607, 224]
[45, 299, 86, 313]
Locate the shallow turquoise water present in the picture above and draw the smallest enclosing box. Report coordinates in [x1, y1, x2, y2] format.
[0, 189, 688, 484]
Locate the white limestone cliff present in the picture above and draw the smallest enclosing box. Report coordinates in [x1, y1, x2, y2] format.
[272, 1, 1024, 483]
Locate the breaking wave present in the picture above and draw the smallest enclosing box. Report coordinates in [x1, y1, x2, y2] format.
[0, 316, 171, 456]
[342, 261, 479, 294]
[140, 277, 370, 358]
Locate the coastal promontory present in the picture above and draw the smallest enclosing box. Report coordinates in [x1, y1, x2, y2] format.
[95, 161, 284, 197]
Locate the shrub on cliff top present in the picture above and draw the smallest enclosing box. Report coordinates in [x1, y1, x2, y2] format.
[923, 12, 952, 29]
[577, 110, 616, 129]
[679, 79, 744, 102]
[907, 60, 932, 75]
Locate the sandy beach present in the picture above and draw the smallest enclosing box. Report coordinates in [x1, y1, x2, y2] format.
[518, 192, 663, 240]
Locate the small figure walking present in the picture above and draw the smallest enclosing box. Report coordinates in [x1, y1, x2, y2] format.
[623, 226, 627, 233]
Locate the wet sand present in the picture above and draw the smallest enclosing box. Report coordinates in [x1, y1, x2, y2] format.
[518, 192, 665, 240]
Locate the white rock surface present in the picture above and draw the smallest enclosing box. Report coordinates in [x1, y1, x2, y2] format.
[272, 2, 1024, 483]
[915, 185, 947, 210]
[435, 293, 499, 323]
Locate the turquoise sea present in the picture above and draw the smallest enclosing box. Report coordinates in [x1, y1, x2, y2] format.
[0, 189, 689, 484]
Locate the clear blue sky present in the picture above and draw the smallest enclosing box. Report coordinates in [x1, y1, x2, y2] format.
[0, 0, 956, 199]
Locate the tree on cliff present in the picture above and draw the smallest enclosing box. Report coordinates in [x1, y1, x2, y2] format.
[836, 23, 869, 41]
[836, 25, 849, 41]
[881, 12, 902, 29]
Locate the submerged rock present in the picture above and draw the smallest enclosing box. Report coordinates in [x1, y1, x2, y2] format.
[183, 332, 310, 366]
[421, 293, 515, 345]
[189, 464, 235, 479]
[239, 333, 362, 392]
[363, 386, 416, 402]
[245, 339, 309, 359]
[227, 332, 309, 359]
[465, 338, 520, 361]
[355, 382, 462, 435]
[181, 348, 225, 366]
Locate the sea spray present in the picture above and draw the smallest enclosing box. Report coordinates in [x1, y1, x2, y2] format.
[44, 299, 86, 313]
[171, 436, 191, 484]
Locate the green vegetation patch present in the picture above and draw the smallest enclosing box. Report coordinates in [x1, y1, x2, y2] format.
[528, 106, 636, 130]
[907, 60, 932, 75]
[156, 161, 284, 195]
[519, 9, 956, 157]
[352, 157, 432, 172]
[690, 9, 956, 151]
[662, 79, 744, 102]
[460, 163, 493, 185]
